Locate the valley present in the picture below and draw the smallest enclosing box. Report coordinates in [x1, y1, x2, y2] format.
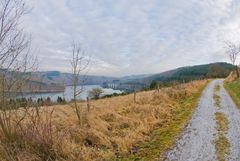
[1, 0, 240, 160]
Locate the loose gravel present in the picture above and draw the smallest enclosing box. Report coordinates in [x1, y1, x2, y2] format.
[164, 79, 240, 161]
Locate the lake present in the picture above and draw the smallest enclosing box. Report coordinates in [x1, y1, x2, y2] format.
[19, 85, 122, 102]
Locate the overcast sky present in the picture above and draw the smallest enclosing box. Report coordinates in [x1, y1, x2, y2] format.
[23, 0, 240, 76]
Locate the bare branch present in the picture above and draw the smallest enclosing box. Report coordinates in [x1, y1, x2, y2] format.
[224, 41, 240, 77]
[70, 42, 90, 125]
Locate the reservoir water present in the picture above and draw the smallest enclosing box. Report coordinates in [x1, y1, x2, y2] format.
[19, 85, 122, 102]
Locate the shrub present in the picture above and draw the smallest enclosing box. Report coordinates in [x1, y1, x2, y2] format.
[88, 88, 104, 99]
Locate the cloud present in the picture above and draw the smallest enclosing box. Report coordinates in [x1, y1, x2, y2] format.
[22, 0, 240, 76]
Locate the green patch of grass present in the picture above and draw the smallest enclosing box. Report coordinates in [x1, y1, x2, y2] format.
[214, 112, 230, 161]
[224, 79, 240, 109]
[116, 81, 209, 161]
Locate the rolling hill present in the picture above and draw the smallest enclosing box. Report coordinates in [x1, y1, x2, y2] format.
[145, 62, 235, 85]
[22, 62, 235, 92]
[32, 71, 117, 86]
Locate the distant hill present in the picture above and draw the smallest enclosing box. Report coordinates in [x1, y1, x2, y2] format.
[32, 71, 152, 86]
[32, 71, 117, 86]
[146, 62, 235, 85]
[27, 62, 235, 92]
[0, 70, 65, 93]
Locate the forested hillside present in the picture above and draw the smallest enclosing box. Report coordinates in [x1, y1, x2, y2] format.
[148, 62, 234, 85]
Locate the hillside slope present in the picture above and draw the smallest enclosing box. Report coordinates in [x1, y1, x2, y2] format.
[0, 80, 208, 161]
[147, 62, 234, 84]
[21, 62, 234, 92]
[32, 71, 117, 86]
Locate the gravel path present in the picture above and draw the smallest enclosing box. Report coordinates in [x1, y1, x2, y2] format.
[164, 79, 240, 161]
[219, 79, 240, 160]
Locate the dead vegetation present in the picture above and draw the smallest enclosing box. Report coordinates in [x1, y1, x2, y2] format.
[0, 80, 208, 161]
[225, 70, 240, 83]
[214, 112, 230, 161]
[214, 84, 220, 93]
[213, 94, 221, 108]
[0, 107, 62, 161]
[213, 84, 221, 108]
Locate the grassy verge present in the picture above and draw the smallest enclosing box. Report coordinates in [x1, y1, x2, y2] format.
[224, 79, 240, 109]
[214, 112, 230, 161]
[117, 81, 209, 161]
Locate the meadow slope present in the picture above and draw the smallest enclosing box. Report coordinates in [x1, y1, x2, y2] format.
[0, 80, 208, 161]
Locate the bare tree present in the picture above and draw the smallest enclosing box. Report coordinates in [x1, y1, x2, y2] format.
[0, 0, 37, 142]
[0, 0, 30, 66]
[224, 41, 240, 78]
[0, 1, 64, 160]
[70, 43, 89, 125]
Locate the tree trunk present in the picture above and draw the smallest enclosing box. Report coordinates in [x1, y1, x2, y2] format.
[73, 74, 81, 125]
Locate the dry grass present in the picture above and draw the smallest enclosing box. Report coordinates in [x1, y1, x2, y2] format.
[214, 112, 230, 161]
[0, 107, 64, 161]
[0, 80, 208, 161]
[214, 84, 220, 93]
[215, 112, 228, 133]
[225, 71, 239, 83]
[213, 84, 221, 108]
[213, 94, 221, 108]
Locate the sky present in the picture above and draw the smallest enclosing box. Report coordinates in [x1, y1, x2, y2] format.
[23, 0, 240, 76]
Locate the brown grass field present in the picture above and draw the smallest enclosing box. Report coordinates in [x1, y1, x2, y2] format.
[0, 80, 208, 161]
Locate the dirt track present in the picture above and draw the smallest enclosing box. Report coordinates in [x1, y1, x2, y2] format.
[164, 79, 240, 161]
